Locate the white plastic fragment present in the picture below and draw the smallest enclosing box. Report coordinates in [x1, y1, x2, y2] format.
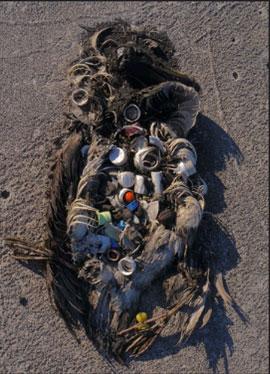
[133, 215, 140, 224]
[149, 136, 166, 154]
[151, 171, 163, 195]
[175, 160, 197, 177]
[118, 171, 135, 188]
[134, 175, 147, 195]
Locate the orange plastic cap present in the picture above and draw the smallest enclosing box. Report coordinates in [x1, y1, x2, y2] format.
[123, 191, 135, 203]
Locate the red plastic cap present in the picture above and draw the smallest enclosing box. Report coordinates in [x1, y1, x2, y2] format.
[123, 191, 135, 203]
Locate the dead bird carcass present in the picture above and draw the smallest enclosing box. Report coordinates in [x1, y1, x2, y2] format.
[4, 20, 234, 362]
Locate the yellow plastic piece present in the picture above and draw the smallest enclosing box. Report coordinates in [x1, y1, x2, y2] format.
[136, 312, 148, 323]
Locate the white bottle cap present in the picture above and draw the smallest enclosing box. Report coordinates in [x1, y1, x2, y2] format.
[109, 146, 127, 166]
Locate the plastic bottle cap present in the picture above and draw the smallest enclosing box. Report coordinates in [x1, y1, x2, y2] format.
[109, 146, 127, 166]
[136, 312, 148, 323]
[123, 191, 135, 203]
[119, 188, 134, 204]
[118, 257, 136, 276]
[107, 249, 120, 262]
[123, 104, 141, 123]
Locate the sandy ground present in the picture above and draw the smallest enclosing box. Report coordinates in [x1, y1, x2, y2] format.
[0, 2, 268, 373]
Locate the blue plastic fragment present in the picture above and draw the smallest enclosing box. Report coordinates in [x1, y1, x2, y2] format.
[118, 220, 126, 230]
[127, 200, 139, 212]
[80, 145, 89, 158]
[111, 239, 119, 249]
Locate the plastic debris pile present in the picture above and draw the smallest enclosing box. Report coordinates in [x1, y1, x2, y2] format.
[68, 104, 206, 281]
